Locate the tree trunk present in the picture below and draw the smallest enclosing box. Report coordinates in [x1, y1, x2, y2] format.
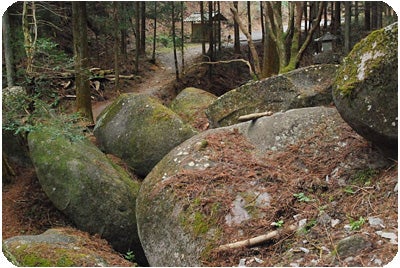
[217, 1, 222, 51]
[371, 2, 378, 29]
[72, 1, 93, 124]
[233, 1, 241, 54]
[261, 2, 279, 78]
[354, 1, 359, 26]
[200, 1, 206, 55]
[286, 2, 303, 71]
[181, 1, 185, 73]
[140, 1, 146, 54]
[2, 9, 15, 87]
[113, 1, 120, 91]
[260, 1, 265, 43]
[151, 2, 157, 63]
[344, 1, 351, 54]
[172, 2, 180, 80]
[364, 1, 371, 31]
[230, 5, 261, 79]
[135, 2, 140, 73]
[333, 1, 341, 35]
[208, 1, 214, 60]
[22, 1, 37, 75]
[247, 1, 252, 60]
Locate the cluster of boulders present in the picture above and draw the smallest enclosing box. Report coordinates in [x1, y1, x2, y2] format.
[3, 23, 397, 266]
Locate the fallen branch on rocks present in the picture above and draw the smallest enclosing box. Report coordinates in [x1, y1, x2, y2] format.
[238, 111, 273, 122]
[187, 59, 255, 78]
[216, 224, 297, 251]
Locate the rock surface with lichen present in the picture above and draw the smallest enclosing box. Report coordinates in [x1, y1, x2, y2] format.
[333, 22, 398, 158]
[94, 93, 198, 176]
[136, 106, 390, 267]
[3, 228, 134, 266]
[27, 125, 146, 263]
[169, 87, 217, 130]
[205, 64, 338, 128]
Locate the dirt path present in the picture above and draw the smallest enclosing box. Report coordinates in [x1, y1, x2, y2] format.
[92, 45, 202, 120]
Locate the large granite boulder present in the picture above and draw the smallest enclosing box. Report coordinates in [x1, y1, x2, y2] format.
[94, 93, 197, 176]
[136, 106, 389, 266]
[333, 22, 398, 158]
[27, 125, 146, 263]
[169, 87, 217, 130]
[3, 228, 133, 266]
[206, 64, 338, 127]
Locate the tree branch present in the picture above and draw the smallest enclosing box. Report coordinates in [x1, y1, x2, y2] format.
[217, 224, 297, 251]
[186, 59, 255, 79]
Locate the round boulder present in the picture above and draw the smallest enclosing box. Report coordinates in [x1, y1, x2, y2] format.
[169, 87, 217, 130]
[28, 125, 146, 263]
[136, 106, 389, 266]
[206, 64, 338, 127]
[333, 22, 398, 158]
[94, 93, 197, 176]
[3, 228, 133, 266]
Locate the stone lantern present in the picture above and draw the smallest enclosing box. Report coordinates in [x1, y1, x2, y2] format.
[314, 32, 336, 52]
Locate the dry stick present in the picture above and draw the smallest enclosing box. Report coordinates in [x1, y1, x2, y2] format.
[186, 59, 255, 78]
[238, 111, 273, 122]
[217, 224, 297, 251]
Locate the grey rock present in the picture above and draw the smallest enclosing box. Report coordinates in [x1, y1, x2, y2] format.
[333, 23, 398, 158]
[136, 106, 389, 266]
[3, 228, 109, 266]
[28, 125, 145, 262]
[206, 64, 338, 127]
[336, 235, 372, 258]
[376, 231, 397, 244]
[368, 217, 385, 229]
[94, 93, 197, 176]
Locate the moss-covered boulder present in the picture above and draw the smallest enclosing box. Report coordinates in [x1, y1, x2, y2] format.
[27, 126, 146, 263]
[3, 228, 133, 266]
[169, 87, 217, 130]
[333, 23, 398, 158]
[136, 106, 389, 266]
[206, 64, 338, 127]
[94, 93, 198, 176]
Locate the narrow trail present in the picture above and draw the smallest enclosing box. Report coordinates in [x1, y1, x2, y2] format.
[92, 45, 202, 121]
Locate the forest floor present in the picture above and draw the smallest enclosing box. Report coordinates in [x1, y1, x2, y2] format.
[2, 43, 399, 267]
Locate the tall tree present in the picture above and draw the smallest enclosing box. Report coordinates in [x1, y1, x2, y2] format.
[180, 1, 185, 73]
[233, 1, 240, 54]
[208, 1, 214, 60]
[200, 1, 206, 55]
[113, 1, 120, 91]
[261, 1, 279, 78]
[364, 1, 371, 31]
[344, 1, 351, 54]
[2, 8, 15, 87]
[151, 2, 157, 63]
[135, 2, 140, 72]
[264, 1, 324, 73]
[72, 1, 93, 124]
[140, 1, 146, 54]
[171, 2, 180, 80]
[22, 1, 37, 75]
